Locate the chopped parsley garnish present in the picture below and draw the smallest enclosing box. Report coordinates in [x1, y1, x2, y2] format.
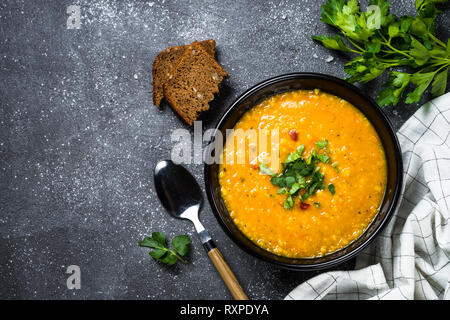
[331, 162, 339, 173]
[317, 153, 330, 164]
[328, 183, 336, 196]
[265, 142, 337, 210]
[315, 140, 328, 149]
[259, 163, 276, 176]
[284, 195, 294, 210]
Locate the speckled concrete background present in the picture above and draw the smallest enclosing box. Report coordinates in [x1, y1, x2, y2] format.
[1, 0, 449, 300]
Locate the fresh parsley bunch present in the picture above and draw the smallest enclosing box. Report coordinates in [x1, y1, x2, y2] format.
[312, 0, 450, 106]
[139, 232, 190, 265]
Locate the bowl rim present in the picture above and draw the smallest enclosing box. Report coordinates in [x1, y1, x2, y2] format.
[204, 72, 403, 270]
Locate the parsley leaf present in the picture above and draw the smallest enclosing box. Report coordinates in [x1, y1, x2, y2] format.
[331, 162, 340, 173]
[284, 195, 294, 210]
[410, 37, 431, 66]
[328, 183, 336, 195]
[405, 71, 436, 103]
[431, 67, 449, 97]
[312, 35, 352, 51]
[139, 232, 190, 265]
[285, 145, 305, 163]
[317, 153, 331, 164]
[315, 140, 329, 149]
[171, 235, 191, 256]
[320, 0, 346, 27]
[378, 72, 411, 106]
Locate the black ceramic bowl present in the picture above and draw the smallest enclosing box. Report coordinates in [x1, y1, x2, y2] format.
[204, 73, 403, 271]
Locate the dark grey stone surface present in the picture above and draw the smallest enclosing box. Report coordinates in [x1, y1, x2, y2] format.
[0, 0, 449, 300]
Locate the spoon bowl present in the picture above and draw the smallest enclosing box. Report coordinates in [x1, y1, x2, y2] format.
[154, 160, 203, 218]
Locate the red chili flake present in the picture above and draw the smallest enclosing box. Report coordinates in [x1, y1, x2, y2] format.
[250, 163, 259, 170]
[300, 202, 310, 210]
[288, 129, 298, 141]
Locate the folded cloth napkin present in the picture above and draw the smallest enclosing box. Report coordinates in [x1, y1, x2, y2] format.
[285, 92, 450, 300]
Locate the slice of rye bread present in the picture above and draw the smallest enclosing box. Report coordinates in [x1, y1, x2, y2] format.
[152, 39, 216, 106]
[163, 42, 229, 126]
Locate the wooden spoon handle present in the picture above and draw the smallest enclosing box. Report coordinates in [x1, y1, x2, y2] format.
[207, 247, 249, 300]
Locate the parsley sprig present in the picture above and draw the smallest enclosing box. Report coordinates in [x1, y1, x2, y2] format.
[139, 232, 190, 265]
[261, 141, 336, 210]
[312, 0, 449, 107]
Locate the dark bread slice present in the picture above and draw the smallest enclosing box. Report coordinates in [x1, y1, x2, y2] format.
[163, 42, 229, 125]
[152, 39, 216, 106]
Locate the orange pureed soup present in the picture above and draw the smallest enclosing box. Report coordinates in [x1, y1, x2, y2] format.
[219, 89, 387, 258]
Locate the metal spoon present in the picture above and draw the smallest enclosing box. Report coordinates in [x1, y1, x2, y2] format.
[154, 160, 248, 300]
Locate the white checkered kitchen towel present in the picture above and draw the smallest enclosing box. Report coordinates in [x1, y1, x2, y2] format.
[285, 92, 450, 300]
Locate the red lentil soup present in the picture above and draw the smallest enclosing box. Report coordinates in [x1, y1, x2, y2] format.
[219, 89, 387, 258]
